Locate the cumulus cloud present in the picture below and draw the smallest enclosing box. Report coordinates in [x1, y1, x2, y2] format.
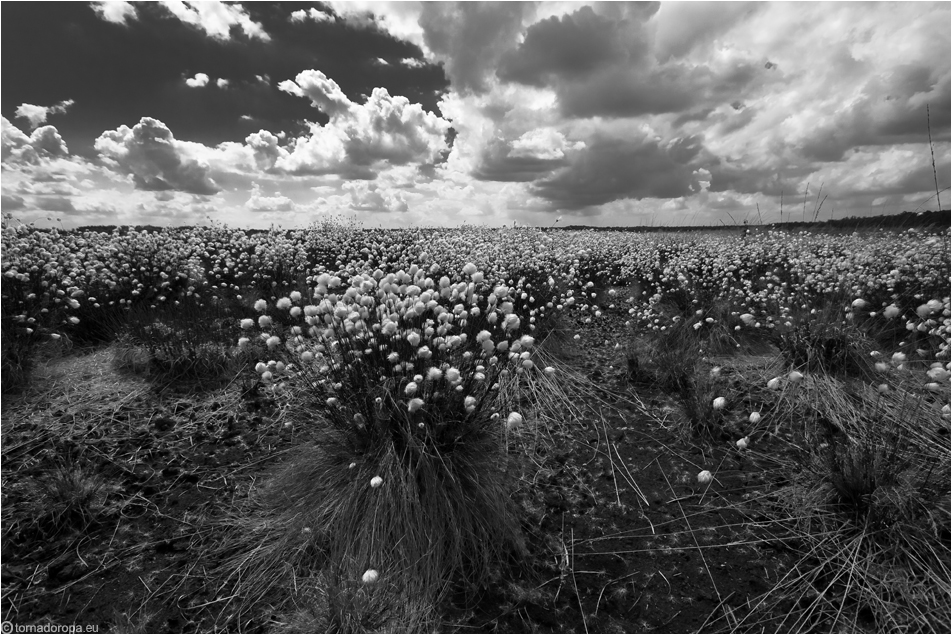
[90, 1, 137, 25]
[2, 117, 32, 160]
[510, 128, 584, 160]
[245, 183, 294, 212]
[216, 78, 229, 89]
[274, 70, 451, 178]
[289, 7, 334, 23]
[185, 72, 210, 88]
[344, 181, 410, 213]
[325, 1, 428, 53]
[244, 130, 285, 171]
[29, 126, 70, 157]
[159, 1, 270, 41]
[15, 100, 75, 129]
[94, 117, 220, 195]
[2, 117, 69, 163]
[279, 70, 353, 118]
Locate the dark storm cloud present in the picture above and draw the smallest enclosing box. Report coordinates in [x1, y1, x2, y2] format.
[496, 3, 765, 119]
[419, 2, 530, 94]
[496, 6, 636, 87]
[529, 134, 704, 211]
[706, 159, 810, 197]
[472, 137, 567, 182]
[799, 65, 951, 162]
[0, 2, 448, 156]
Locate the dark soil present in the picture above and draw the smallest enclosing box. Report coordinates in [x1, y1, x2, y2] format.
[1, 319, 797, 633]
[445, 320, 796, 633]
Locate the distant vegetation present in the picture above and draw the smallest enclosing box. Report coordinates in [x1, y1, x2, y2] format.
[559, 209, 950, 232]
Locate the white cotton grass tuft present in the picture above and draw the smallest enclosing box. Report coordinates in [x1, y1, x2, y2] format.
[362, 569, 379, 584]
[697, 470, 713, 485]
[370, 476, 383, 489]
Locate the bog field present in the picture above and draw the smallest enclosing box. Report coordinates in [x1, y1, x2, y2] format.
[1, 219, 950, 633]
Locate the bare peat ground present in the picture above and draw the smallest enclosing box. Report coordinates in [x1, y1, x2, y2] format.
[2, 319, 801, 634]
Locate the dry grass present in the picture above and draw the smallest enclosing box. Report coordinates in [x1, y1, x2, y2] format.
[728, 374, 951, 633]
[207, 378, 528, 631]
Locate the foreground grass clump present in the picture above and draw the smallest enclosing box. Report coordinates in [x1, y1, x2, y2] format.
[213, 265, 535, 629]
[753, 376, 951, 633]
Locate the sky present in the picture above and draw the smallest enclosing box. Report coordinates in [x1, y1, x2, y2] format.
[1, 1, 950, 229]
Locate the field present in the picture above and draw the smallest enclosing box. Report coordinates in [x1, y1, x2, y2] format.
[1, 219, 950, 633]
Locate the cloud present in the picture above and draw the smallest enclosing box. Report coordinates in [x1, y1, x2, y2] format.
[529, 132, 705, 211]
[90, 1, 137, 25]
[32, 196, 77, 213]
[797, 65, 951, 161]
[29, 126, 70, 157]
[216, 78, 229, 88]
[653, 2, 760, 62]
[15, 100, 75, 129]
[419, 2, 532, 93]
[558, 60, 765, 119]
[2, 116, 32, 160]
[497, 4, 769, 120]
[289, 8, 334, 23]
[94, 117, 220, 194]
[279, 69, 353, 118]
[245, 183, 294, 212]
[244, 130, 284, 170]
[274, 69, 451, 177]
[474, 129, 583, 182]
[325, 1, 428, 53]
[159, 1, 270, 41]
[185, 72, 210, 88]
[1, 193, 26, 210]
[2, 117, 69, 163]
[510, 128, 584, 160]
[497, 6, 642, 87]
[344, 181, 409, 213]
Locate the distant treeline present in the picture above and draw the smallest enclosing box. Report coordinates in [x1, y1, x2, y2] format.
[556, 210, 951, 233]
[71, 210, 950, 235]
